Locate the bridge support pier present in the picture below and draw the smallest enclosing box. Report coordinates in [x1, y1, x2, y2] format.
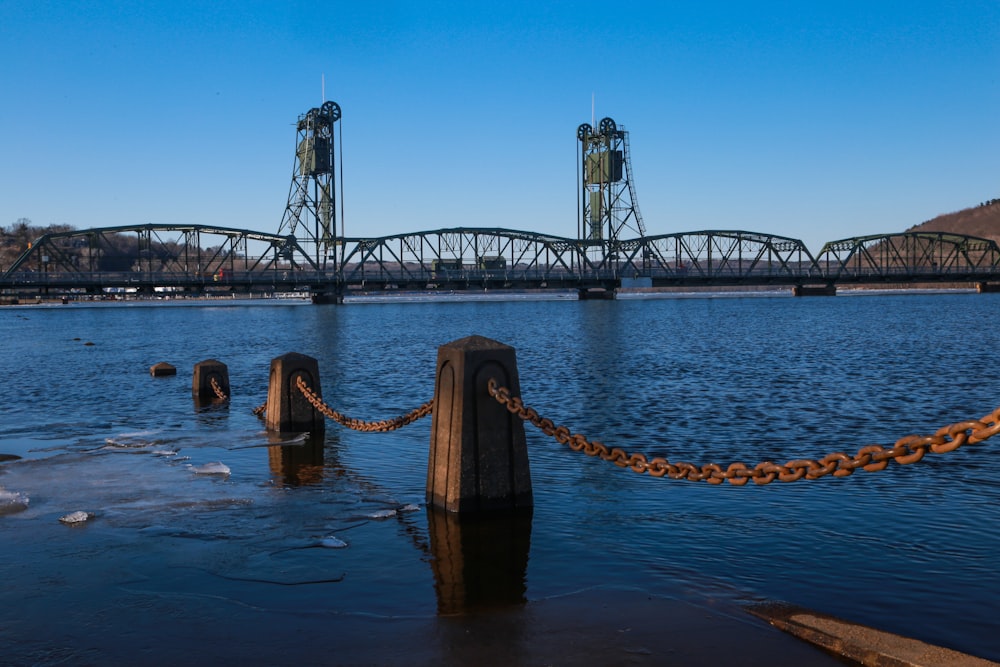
[311, 290, 344, 304]
[977, 282, 1000, 294]
[427, 335, 532, 514]
[578, 287, 616, 300]
[792, 284, 837, 297]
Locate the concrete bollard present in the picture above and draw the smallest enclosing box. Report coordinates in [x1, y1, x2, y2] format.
[265, 353, 325, 435]
[192, 359, 230, 402]
[150, 362, 176, 377]
[426, 335, 532, 513]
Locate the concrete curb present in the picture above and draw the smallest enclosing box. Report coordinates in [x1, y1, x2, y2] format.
[748, 602, 1000, 667]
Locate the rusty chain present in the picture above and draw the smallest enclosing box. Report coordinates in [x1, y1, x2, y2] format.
[487, 378, 1000, 486]
[295, 375, 433, 432]
[252, 403, 266, 418]
[209, 376, 228, 401]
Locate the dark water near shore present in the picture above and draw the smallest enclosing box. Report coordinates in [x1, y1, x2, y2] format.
[2, 292, 999, 664]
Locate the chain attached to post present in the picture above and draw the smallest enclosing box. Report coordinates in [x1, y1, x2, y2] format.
[487, 378, 1000, 486]
[209, 376, 229, 401]
[296, 376, 433, 432]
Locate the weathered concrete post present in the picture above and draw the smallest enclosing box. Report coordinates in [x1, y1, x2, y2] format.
[192, 359, 229, 402]
[265, 353, 325, 435]
[149, 362, 176, 377]
[426, 335, 532, 513]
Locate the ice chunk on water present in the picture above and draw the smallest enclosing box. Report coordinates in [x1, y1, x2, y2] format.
[400, 504, 420, 513]
[367, 509, 396, 519]
[104, 431, 161, 449]
[188, 461, 230, 475]
[320, 536, 348, 549]
[0, 488, 29, 515]
[59, 511, 93, 524]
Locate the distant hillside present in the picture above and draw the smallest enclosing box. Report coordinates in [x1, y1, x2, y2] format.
[905, 198, 1000, 246]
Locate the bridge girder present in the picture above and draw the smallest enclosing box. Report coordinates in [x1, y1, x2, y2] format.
[2, 224, 311, 283]
[5, 225, 1000, 294]
[816, 232, 1000, 282]
[617, 230, 822, 284]
[339, 227, 592, 287]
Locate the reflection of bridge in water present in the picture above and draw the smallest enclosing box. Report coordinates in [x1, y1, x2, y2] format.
[4, 103, 999, 302]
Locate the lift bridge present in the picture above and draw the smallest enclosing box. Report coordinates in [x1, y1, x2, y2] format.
[3, 103, 1000, 302]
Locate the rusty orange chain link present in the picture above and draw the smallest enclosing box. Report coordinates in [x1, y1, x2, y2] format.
[252, 403, 266, 418]
[296, 376, 433, 433]
[209, 376, 228, 401]
[487, 378, 1000, 486]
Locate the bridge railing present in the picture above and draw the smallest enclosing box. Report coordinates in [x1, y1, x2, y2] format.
[0, 268, 335, 289]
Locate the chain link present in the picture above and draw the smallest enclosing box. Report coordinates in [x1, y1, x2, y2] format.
[296, 375, 433, 432]
[209, 376, 229, 401]
[487, 378, 1000, 485]
[252, 403, 266, 418]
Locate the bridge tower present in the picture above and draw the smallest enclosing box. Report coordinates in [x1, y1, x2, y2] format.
[576, 117, 646, 269]
[277, 101, 343, 272]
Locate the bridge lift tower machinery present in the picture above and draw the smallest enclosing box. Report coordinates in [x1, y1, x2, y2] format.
[576, 117, 646, 273]
[277, 100, 344, 277]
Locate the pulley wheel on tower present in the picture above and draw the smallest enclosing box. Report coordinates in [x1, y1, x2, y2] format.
[598, 117, 617, 135]
[322, 100, 342, 122]
[577, 123, 593, 142]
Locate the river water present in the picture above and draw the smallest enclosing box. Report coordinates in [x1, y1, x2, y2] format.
[2, 292, 999, 664]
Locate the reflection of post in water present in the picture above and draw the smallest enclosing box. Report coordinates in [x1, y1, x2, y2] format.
[427, 506, 532, 615]
[267, 433, 326, 486]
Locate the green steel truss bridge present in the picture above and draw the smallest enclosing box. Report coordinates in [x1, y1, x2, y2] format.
[3, 225, 999, 300]
[4, 105, 999, 301]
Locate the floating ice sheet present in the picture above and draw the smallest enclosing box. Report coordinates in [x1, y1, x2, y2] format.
[189, 461, 231, 475]
[320, 536, 348, 548]
[59, 510, 93, 524]
[0, 487, 29, 515]
[104, 431, 162, 449]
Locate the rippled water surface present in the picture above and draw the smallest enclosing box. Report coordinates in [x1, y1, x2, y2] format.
[2, 293, 999, 663]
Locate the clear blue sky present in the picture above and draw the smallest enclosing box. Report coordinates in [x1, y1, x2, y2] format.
[2, 1, 997, 253]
